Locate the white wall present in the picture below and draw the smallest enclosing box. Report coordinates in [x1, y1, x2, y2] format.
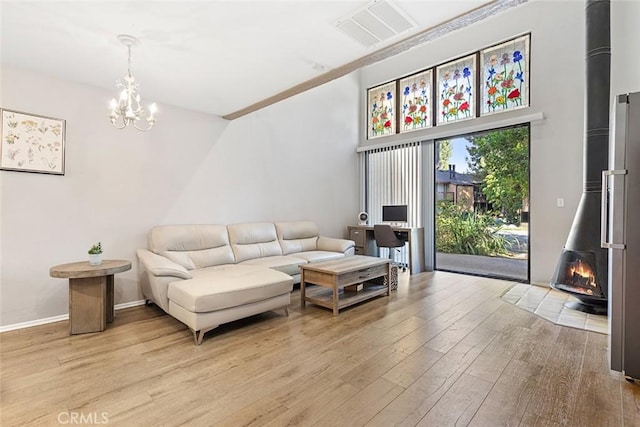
[359, 0, 626, 284]
[0, 65, 360, 327]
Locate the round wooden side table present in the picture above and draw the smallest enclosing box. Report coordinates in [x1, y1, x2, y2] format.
[50, 260, 131, 335]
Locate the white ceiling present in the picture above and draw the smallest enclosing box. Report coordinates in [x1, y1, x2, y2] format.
[1, 0, 498, 118]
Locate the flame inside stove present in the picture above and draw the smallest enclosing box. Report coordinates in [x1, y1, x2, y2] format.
[569, 260, 596, 286]
[565, 259, 597, 294]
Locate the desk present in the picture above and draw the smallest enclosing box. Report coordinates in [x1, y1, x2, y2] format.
[347, 225, 425, 274]
[50, 260, 131, 334]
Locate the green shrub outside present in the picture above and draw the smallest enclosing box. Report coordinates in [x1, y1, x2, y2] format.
[436, 202, 509, 256]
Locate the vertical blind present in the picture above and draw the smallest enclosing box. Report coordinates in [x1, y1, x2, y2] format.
[365, 141, 423, 227]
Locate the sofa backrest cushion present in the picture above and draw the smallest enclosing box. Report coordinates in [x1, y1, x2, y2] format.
[148, 225, 235, 270]
[227, 222, 283, 263]
[275, 221, 319, 255]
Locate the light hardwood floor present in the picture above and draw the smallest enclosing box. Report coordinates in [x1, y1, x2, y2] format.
[1, 271, 638, 426]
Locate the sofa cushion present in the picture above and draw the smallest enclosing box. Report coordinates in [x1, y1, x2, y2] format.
[167, 265, 293, 313]
[228, 222, 283, 263]
[275, 221, 319, 255]
[290, 251, 345, 263]
[239, 255, 307, 276]
[148, 225, 235, 270]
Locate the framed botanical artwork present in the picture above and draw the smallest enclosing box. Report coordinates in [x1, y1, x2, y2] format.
[436, 54, 476, 125]
[1, 109, 65, 175]
[367, 81, 396, 139]
[399, 69, 433, 133]
[480, 34, 530, 116]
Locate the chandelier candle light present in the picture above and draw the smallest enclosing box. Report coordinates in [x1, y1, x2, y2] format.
[108, 34, 157, 131]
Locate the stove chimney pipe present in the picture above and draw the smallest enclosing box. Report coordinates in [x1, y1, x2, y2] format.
[550, 0, 611, 313]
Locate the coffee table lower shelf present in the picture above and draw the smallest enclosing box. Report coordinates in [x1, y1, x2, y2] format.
[303, 283, 388, 314]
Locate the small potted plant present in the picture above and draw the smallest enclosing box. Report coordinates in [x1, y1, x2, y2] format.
[88, 242, 103, 266]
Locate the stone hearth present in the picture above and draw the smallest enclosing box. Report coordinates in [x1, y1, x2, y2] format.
[502, 284, 608, 334]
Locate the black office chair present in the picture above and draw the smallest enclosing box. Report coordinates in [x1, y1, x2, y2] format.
[373, 224, 406, 271]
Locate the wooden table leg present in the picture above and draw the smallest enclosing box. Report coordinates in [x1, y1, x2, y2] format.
[69, 276, 107, 334]
[332, 278, 339, 316]
[300, 270, 306, 308]
[106, 274, 115, 323]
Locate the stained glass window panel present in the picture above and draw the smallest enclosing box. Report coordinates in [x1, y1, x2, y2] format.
[436, 55, 476, 125]
[399, 70, 432, 133]
[480, 35, 530, 116]
[367, 82, 396, 139]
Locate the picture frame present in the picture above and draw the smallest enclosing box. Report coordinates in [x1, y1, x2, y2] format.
[399, 69, 433, 133]
[436, 54, 477, 125]
[367, 81, 396, 139]
[480, 34, 530, 116]
[0, 109, 66, 175]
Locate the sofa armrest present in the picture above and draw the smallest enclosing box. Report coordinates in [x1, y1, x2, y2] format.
[317, 236, 355, 254]
[136, 249, 192, 280]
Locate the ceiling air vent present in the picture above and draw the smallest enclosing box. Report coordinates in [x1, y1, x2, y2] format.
[336, 0, 416, 48]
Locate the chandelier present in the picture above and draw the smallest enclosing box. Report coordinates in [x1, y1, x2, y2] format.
[108, 34, 157, 131]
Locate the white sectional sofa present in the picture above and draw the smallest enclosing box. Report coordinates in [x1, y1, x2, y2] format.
[136, 221, 355, 344]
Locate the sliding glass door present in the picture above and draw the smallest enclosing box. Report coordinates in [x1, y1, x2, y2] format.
[435, 125, 530, 281]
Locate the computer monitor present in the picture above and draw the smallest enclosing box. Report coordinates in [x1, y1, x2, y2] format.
[382, 205, 408, 223]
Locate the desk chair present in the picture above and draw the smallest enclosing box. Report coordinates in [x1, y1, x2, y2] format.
[373, 224, 406, 271]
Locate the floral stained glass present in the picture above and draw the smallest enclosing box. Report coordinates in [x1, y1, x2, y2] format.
[367, 82, 396, 139]
[437, 55, 476, 125]
[480, 35, 530, 115]
[399, 70, 432, 133]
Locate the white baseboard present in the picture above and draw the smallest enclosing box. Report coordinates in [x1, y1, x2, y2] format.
[0, 300, 147, 333]
[114, 299, 147, 310]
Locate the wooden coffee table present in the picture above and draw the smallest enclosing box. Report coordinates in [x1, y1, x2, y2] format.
[300, 255, 390, 316]
[50, 260, 131, 334]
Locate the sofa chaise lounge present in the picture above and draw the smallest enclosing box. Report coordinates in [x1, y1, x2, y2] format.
[137, 221, 355, 344]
